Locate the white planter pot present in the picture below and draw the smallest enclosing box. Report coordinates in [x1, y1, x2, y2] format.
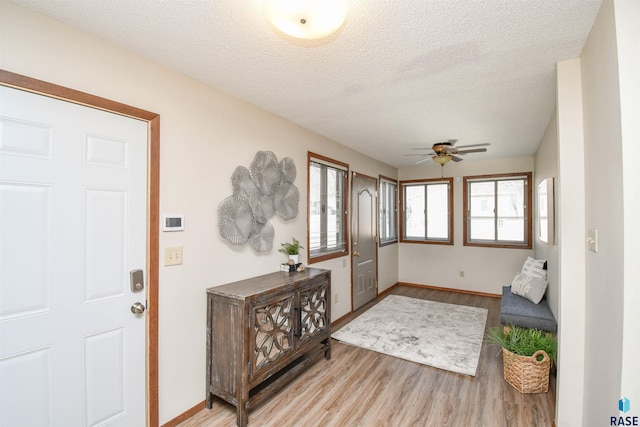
[288, 254, 299, 264]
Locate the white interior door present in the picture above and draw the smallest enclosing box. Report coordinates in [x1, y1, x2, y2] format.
[0, 85, 148, 426]
[351, 173, 377, 311]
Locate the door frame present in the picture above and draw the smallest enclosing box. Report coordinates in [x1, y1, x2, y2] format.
[350, 171, 378, 311]
[0, 70, 161, 427]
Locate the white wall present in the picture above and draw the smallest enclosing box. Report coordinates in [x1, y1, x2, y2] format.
[580, 0, 625, 421]
[534, 112, 559, 317]
[555, 57, 587, 427]
[398, 157, 534, 295]
[378, 243, 399, 294]
[615, 0, 640, 408]
[555, 0, 640, 424]
[0, 2, 398, 423]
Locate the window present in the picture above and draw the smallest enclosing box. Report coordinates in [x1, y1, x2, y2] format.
[400, 178, 453, 244]
[308, 152, 348, 262]
[463, 172, 532, 248]
[379, 176, 398, 246]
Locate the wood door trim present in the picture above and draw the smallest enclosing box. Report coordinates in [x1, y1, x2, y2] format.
[0, 69, 161, 427]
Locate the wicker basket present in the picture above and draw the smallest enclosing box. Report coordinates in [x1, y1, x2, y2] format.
[502, 348, 550, 393]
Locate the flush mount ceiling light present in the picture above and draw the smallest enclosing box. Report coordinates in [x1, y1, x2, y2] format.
[262, 0, 346, 40]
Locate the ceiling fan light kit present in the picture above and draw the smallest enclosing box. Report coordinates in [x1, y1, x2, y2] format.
[433, 155, 453, 166]
[262, 0, 346, 40]
[406, 139, 490, 169]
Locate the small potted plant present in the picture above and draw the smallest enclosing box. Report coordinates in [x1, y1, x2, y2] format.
[485, 324, 557, 394]
[279, 237, 303, 264]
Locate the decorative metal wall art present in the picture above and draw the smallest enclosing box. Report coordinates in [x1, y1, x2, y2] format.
[218, 151, 299, 252]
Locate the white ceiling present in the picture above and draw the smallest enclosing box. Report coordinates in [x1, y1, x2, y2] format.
[12, 0, 602, 168]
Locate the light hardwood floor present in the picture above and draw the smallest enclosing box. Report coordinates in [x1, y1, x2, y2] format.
[177, 285, 556, 427]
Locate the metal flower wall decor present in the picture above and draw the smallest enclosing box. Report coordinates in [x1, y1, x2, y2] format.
[218, 151, 299, 252]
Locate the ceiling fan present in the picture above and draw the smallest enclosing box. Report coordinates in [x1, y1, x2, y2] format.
[406, 139, 490, 165]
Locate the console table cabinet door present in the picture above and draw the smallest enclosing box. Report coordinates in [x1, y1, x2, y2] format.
[297, 279, 329, 347]
[250, 293, 295, 382]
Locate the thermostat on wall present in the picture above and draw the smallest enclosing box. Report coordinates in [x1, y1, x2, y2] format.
[162, 215, 184, 231]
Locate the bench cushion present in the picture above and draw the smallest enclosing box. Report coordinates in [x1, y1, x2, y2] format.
[500, 286, 557, 332]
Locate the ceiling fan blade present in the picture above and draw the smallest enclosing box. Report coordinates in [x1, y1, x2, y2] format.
[455, 143, 490, 149]
[451, 156, 464, 162]
[415, 157, 434, 164]
[455, 148, 487, 154]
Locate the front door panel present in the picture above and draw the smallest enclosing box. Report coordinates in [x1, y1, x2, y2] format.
[0, 86, 147, 426]
[351, 173, 378, 311]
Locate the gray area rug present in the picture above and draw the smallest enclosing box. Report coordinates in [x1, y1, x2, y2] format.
[332, 295, 488, 376]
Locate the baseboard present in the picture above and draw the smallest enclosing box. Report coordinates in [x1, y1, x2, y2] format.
[161, 400, 205, 427]
[378, 283, 399, 298]
[398, 282, 501, 298]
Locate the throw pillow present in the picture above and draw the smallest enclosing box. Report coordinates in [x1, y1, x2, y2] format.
[521, 256, 547, 280]
[511, 273, 548, 304]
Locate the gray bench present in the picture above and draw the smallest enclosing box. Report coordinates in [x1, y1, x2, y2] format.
[500, 286, 557, 333]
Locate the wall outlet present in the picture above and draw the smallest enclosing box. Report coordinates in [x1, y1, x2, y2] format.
[334, 293, 338, 304]
[164, 246, 183, 266]
[459, 270, 464, 278]
[342, 259, 347, 268]
[587, 228, 598, 252]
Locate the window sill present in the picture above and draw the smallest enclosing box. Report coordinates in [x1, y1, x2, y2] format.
[308, 250, 348, 264]
[464, 241, 531, 249]
[379, 239, 398, 247]
[400, 239, 453, 245]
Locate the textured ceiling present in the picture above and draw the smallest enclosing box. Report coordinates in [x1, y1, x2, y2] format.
[11, 0, 602, 167]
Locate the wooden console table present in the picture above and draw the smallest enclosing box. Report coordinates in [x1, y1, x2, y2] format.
[205, 268, 331, 426]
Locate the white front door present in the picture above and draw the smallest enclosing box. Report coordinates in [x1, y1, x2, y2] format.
[0, 86, 148, 426]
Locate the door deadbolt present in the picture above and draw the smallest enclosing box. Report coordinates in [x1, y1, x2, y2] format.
[130, 269, 144, 292]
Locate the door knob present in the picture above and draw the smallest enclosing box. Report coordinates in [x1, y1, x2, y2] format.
[130, 302, 146, 315]
[353, 251, 360, 257]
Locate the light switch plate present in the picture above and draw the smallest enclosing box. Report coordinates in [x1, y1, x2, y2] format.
[587, 228, 598, 252]
[164, 246, 183, 266]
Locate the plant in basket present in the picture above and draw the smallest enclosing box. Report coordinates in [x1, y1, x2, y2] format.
[485, 324, 557, 393]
